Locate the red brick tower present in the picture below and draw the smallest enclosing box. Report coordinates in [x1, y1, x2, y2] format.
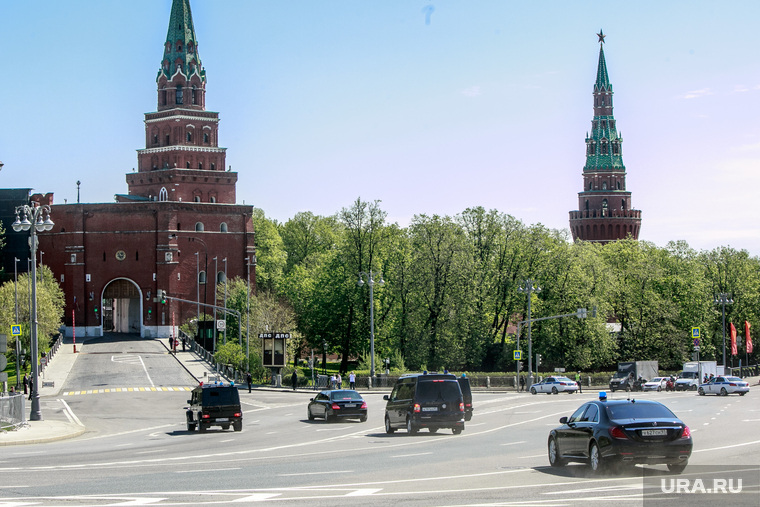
[124, 0, 235, 204]
[41, 0, 255, 340]
[569, 31, 641, 243]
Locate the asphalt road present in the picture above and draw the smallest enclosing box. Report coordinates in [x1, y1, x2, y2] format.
[2, 337, 759, 506]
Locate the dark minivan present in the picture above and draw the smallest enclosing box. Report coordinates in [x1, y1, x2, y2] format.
[186, 383, 243, 432]
[384, 373, 465, 435]
[458, 375, 473, 421]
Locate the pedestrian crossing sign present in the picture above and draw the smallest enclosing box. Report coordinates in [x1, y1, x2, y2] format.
[11, 325, 21, 336]
[514, 350, 522, 360]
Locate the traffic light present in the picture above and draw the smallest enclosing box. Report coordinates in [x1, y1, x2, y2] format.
[536, 354, 542, 366]
[592, 305, 598, 318]
[94, 306, 99, 314]
[158, 290, 166, 304]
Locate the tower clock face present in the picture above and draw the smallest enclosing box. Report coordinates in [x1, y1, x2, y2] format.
[115, 250, 126, 261]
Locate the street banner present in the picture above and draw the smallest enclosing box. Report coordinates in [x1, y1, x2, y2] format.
[746, 321, 753, 354]
[730, 322, 738, 356]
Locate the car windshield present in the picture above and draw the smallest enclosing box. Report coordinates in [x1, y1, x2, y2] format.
[416, 380, 461, 402]
[651, 378, 664, 382]
[330, 391, 363, 401]
[606, 402, 677, 421]
[202, 388, 239, 405]
[555, 377, 573, 383]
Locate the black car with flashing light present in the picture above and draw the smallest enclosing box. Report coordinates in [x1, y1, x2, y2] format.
[307, 389, 367, 422]
[185, 382, 243, 432]
[384, 373, 465, 435]
[547, 398, 692, 474]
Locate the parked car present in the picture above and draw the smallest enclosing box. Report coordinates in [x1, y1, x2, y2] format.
[308, 389, 367, 422]
[530, 376, 579, 395]
[697, 376, 750, 396]
[642, 377, 668, 392]
[185, 382, 242, 432]
[547, 398, 692, 474]
[384, 373, 465, 435]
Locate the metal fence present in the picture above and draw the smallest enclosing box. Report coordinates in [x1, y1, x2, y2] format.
[0, 393, 26, 429]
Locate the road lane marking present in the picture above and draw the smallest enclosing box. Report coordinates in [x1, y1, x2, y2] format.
[692, 438, 760, 453]
[500, 441, 526, 446]
[392, 452, 432, 458]
[58, 398, 83, 426]
[279, 471, 350, 477]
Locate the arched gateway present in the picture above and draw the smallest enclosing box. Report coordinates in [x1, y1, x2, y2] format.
[102, 279, 142, 334]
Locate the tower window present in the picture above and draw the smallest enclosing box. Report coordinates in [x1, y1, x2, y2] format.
[165, 134, 170, 145]
[602, 182, 607, 190]
[186, 132, 192, 142]
[194, 196, 201, 203]
[622, 199, 627, 210]
[601, 143, 608, 155]
[203, 133, 209, 143]
[617, 181, 621, 190]
[199, 271, 206, 284]
[153, 135, 158, 145]
[192, 86, 197, 105]
[220, 222, 228, 232]
[210, 196, 216, 203]
[210, 163, 215, 171]
[159, 187, 168, 201]
[195, 222, 204, 232]
[198, 162, 203, 170]
[176, 85, 183, 105]
[588, 181, 592, 191]
[186, 162, 191, 168]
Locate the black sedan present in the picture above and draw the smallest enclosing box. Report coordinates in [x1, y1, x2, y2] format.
[547, 398, 692, 474]
[307, 389, 367, 422]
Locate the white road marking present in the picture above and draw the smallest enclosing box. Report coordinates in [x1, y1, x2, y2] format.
[219, 439, 235, 443]
[58, 398, 83, 426]
[517, 454, 545, 459]
[115, 443, 133, 447]
[139, 355, 155, 387]
[231, 493, 282, 502]
[345, 488, 382, 496]
[500, 441, 526, 446]
[692, 438, 760, 453]
[392, 452, 432, 458]
[279, 471, 351, 477]
[136, 450, 166, 455]
[175, 468, 241, 473]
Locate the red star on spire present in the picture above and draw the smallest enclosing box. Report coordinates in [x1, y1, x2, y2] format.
[597, 30, 606, 44]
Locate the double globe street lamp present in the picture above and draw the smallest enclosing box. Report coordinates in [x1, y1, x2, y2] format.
[714, 293, 734, 368]
[13, 203, 54, 421]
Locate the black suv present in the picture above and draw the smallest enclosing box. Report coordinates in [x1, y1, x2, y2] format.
[383, 373, 465, 435]
[457, 375, 473, 421]
[186, 383, 242, 432]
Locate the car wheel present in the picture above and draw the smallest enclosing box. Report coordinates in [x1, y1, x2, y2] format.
[548, 436, 565, 467]
[406, 417, 418, 435]
[551, 387, 558, 395]
[588, 442, 603, 474]
[667, 462, 687, 474]
[698, 387, 705, 396]
[530, 387, 537, 395]
[308, 407, 315, 420]
[360, 416, 367, 423]
[465, 413, 472, 421]
[625, 386, 631, 393]
[233, 421, 242, 432]
[657, 386, 662, 392]
[610, 388, 616, 392]
[429, 427, 438, 434]
[198, 422, 206, 433]
[691, 385, 697, 391]
[452, 427, 462, 435]
[740, 392, 746, 396]
[385, 415, 396, 434]
[222, 424, 230, 430]
[720, 387, 728, 396]
[187, 421, 196, 432]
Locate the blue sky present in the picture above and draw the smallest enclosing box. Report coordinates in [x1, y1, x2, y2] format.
[2, 1, 760, 255]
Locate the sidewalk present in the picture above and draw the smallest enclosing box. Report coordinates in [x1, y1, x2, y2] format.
[1, 336, 86, 446]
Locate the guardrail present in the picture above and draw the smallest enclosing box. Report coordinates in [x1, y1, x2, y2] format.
[0, 392, 26, 429]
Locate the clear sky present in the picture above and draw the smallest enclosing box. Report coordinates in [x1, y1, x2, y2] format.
[2, 1, 760, 256]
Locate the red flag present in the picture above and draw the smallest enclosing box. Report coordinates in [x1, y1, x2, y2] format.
[730, 323, 738, 356]
[746, 321, 753, 354]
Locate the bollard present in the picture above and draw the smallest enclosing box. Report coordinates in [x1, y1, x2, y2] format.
[486, 376, 490, 389]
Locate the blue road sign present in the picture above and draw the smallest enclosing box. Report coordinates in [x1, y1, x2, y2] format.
[514, 350, 522, 360]
[11, 325, 21, 336]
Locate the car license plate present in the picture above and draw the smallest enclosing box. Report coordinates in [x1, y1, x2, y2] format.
[641, 429, 667, 436]
[421, 407, 438, 412]
[216, 418, 229, 422]
[344, 404, 356, 408]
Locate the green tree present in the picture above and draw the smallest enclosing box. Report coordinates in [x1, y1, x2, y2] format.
[252, 208, 286, 293]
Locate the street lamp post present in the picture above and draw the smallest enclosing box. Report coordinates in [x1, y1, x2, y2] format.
[518, 279, 541, 387]
[714, 293, 733, 368]
[13, 203, 54, 421]
[188, 237, 208, 340]
[14, 257, 20, 389]
[358, 271, 384, 380]
[223, 257, 228, 343]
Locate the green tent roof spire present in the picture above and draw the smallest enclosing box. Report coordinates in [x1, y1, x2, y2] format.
[159, 0, 205, 82]
[594, 30, 611, 92]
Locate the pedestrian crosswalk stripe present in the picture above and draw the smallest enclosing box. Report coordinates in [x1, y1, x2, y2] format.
[62, 387, 193, 396]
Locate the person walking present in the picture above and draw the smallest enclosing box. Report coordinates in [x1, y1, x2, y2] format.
[575, 371, 583, 393]
[246, 372, 252, 393]
[336, 372, 342, 389]
[349, 371, 356, 390]
[23, 373, 29, 395]
[519, 376, 525, 392]
[291, 370, 298, 391]
[28, 377, 34, 400]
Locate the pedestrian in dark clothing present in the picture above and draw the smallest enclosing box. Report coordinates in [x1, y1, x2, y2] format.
[519, 376, 525, 392]
[181, 337, 186, 352]
[291, 370, 298, 391]
[23, 374, 29, 395]
[246, 372, 252, 393]
[28, 378, 33, 400]
[168, 337, 173, 352]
